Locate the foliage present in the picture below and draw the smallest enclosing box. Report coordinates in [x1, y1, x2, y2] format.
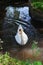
[14, 8, 20, 20]
[0, 52, 42, 65]
[32, 2, 43, 12]
[32, 0, 43, 2]
[31, 41, 38, 49]
[31, 41, 40, 56]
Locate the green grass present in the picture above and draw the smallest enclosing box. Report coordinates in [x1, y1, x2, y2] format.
[0, 52, 43, 65]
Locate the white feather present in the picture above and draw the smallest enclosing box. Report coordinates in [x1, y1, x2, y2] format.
[15, 25, 28, 45]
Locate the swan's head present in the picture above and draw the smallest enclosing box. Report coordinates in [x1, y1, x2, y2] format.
[18, 25, 23, 35]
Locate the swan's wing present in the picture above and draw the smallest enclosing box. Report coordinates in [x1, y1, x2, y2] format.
[15, 33, 21, 44]
[22, 32, 28, 45]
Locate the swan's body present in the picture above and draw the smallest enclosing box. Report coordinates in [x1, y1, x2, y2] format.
[15, 25, 28, 45]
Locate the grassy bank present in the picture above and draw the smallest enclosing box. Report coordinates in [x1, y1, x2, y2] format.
[0, 52, 42, 65]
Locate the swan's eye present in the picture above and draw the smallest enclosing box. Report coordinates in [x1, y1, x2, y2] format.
[19, 29, 21, 31]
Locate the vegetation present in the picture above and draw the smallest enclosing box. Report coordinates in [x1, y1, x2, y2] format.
[31, 41, 38, 49]
[0, 52, 42, 65]
[31, 0, 43, 12]
[32, 0, 43, 2]
[14, 8, 20, 20]
[32, 2, 43, 11]
[31, 41, 40, 57]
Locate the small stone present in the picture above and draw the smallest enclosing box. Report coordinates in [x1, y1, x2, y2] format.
[1, 41, 3, 43]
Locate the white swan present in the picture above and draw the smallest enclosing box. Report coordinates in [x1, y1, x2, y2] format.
[15, 25, 28, 45]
